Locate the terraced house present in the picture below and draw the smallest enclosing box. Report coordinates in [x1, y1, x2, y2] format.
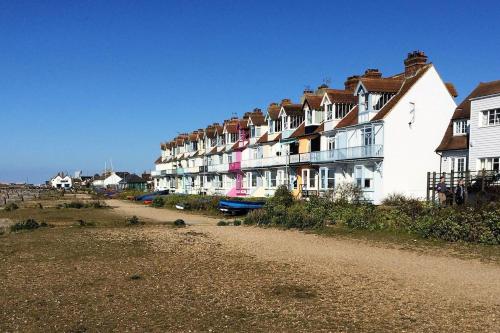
[152, 51, 458, 203]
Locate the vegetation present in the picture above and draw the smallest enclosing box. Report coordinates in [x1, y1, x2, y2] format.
[173, 219, 186, 227]
[217, 220, 228, 226]
[61, 200, 108, 209]
[243, 186, 500, 245]
[10, 219, 48, 232]
[4, 202, 19, 211]
[127, 215, 141, 225]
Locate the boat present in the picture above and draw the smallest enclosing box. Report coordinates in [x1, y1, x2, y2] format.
[175, 204, 185, 210]
[218, 199, 265, 214]
[135, 190, 169, 201]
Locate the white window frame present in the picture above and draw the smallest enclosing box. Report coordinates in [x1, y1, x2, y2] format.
[453, 119, 468, 135]
[481, 109, 500, 127]
[301, 168, 317, 190]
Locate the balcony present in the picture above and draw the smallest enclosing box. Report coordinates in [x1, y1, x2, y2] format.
[185, 166, 199, 174]
[289, 153, 311, 164]
[229, 161, 241, 172]
[207, 163, 229, 173]
[199, 165, 208, 173]
[175, 167, 185, 175]
[310, 144, 384, 163]
[241, 155, 288, 169]
[151, 169, 174, 177]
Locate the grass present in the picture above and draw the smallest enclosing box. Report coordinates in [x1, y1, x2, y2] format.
[312, 224, 500, 264]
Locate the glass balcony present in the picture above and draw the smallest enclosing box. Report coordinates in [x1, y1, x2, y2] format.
[310, 144, 384, 163]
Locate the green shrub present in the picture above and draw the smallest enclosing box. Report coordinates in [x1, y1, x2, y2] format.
[4, 203, 19, 211]
[233, 220, 242, 226]
[127, 215, 140, 225]
[151, 196, 165, 208]
[217, 220, 228, 226]
[267, 185, 294, 208]
[173, 219, 186, 227]
[86, 201, 107, 209]
[244, 209, 269, 225]
[10, 219, 45, 232]
[64, 201, 85, 209]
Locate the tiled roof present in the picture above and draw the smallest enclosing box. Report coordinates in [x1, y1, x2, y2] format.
[267, 104, 281, 120]
[359, 77, 404, 93]
[256, 132, 281, 144]
[303, 95, 322, 110]
[154, 156, 162, 164]
[445, 83, 458, 98]
[435, 124, 468, 152]
[282, 104, 303, 117]
[248, 113, 266, 126]
[120, 174, 146, 184]
[325, 89, 357, 104]
[335, 105, 359, 128]
[289, 122, 322, 139]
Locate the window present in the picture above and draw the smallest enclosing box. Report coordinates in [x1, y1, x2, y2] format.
[361, 126, 373, 146]
[327, 136, 335, 150]
[319, 168, 335, 190]
[306, 109, 313, 125]
[265, 170, 278, 188]
[301, 169, 317, 189]
[334, 103, 353, 119]
[354, 165, 373, 189]
[373, 93, 394, 111]
[250, 126, 261, 138]
[482, 109, 500, 126]
[479, 157, 500, 171]
[290, 115, 304, 128]
[325, 104, 333, 120]
[453, 120, 468, 135]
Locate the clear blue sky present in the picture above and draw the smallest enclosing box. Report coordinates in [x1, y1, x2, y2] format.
[1, 0, 499, 184]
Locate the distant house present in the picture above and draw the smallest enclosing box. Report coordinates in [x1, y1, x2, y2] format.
[118, 174, 147, 190]
[50, 173, 73, 189]
[92, 172, 130, 188]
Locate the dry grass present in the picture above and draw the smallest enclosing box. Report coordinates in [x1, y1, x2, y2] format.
[0, 204, 499, 332]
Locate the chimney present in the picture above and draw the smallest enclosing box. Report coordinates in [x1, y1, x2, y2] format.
[315, 83, 329, 95]
[303, 88, 314, 95]
[363, 69, 382, 78]
[253, 108, 262, 114]
[269, 102, 279, 108]
[344, 75, 360, 91]
[281, 98, 292, 106]
[404, 50, 428, 77]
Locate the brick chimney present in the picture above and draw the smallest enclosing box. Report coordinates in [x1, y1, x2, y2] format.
[404, 51, 428, 77]
[315, 83, 329, 95]
[281, 98, 292, 106]
[344, 75, 360, 91]
[303, 88, 314, 95]
[253, 108, 262, 114]
[363, 69, 382, 78]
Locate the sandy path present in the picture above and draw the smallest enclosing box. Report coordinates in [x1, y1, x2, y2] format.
[110, 199, 500, 329]
[109, 199, 219, 225]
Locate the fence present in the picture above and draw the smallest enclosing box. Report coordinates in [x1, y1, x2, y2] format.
[426, 170, 500, 204]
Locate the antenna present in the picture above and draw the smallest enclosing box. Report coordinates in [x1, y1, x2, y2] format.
[322, 77, 331, 86]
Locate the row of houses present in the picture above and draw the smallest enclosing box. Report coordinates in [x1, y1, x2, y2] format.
[50, 171, 152, 190]
[151, 51, 499, 204]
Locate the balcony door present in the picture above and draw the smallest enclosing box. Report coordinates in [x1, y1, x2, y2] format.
[301, 168, 317, 190]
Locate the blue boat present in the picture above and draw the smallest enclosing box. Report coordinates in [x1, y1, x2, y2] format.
[135, 190, 169, 201]
[218, 199, 265, 214]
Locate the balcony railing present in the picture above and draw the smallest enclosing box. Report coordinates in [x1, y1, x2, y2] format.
[175, 167, 185, 175]
[241, 155, 288, 169]
[199, 165, 208, 173]
[152, 169, 174, 177]
[310, 144, 384, 163]
[229, 161, 241, 172]
[207, 163, 229, 173]
[185, 166, 199, 174]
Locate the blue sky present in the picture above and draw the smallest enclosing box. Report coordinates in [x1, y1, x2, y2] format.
[1, 0, 499, 183]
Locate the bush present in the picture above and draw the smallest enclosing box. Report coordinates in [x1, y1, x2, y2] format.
[267, 185, 294, 208]
[173, 219, 186, 227]
[4, 203, 19, 211]
[151, 196, 165, 208]
[10, 219, 45, 232]
[217, 220, 228, 226]
[64, 201, 85, 209]
[127, 215, 140, 225]
[244, 209, 269, 225]
[233, 219, 242, 226]
[86, 201, 107, 209]
[333, 183, 363, 204]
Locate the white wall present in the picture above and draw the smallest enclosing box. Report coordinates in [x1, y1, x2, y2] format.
[382, 65, 456, 200]
[469, 94, 500, 170]
[104, 173, 123, 186]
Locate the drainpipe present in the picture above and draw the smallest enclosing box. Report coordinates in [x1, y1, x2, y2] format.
[436, 151, 442, 174]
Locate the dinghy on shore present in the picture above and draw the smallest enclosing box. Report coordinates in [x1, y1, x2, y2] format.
[218, 199, 265, 215]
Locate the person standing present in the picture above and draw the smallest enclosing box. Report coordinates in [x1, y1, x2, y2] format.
[436, 176, 448, 206]
[455, 179, 466, 205]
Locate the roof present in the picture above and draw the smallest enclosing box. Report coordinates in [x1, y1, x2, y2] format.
[120, 174, 146, 184]
[267, 104, 281, 120]
[445, 83, 458, 98]
[289, 122, 322, 139]
[358, 77, 404, 93]
[114, 172, 130, 179]
[256, 132, 281, 144]
[335, 105, 359, 128]
[224, 119, 240, 134]
[248, 113, 266, 126]
[324, 89, 357, 104]
[205, 126, 216, 138]
[303, 95, 322, 110]
[154, 156, 162, 164]
[436, 80, 500, 152]
[435, 124, 468, 152]
[282, 104, 303, 117]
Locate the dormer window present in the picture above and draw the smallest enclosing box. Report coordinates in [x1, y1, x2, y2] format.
[325, 104, 333, 120]
[373, 93, 395, 111]
[250, 126, 261, 138]
[453, 119, 468, 135]
[305, 108, 313, 126]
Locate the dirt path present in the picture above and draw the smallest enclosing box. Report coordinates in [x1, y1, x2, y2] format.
[109, 199, 500, 332]
[109, 199, 220, 225]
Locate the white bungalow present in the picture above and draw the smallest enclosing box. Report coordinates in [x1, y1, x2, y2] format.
[50, 173, 73, 189]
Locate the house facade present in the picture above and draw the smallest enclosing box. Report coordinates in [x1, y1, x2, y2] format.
[50, 173, 73, 189]
[152, 51, 458, 203]
[436, 80, 500, 174]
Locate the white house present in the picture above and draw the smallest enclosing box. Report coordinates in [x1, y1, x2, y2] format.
[315, 51, 456, 203]
[50, 173, 73, 189]
[468, 81, 500, 172]
[437, 80, 500, 174]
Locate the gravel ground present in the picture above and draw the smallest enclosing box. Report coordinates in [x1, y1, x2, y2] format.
[1, 200, 498, 332]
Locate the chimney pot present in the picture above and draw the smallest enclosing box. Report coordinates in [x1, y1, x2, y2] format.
[404, 50, 428, 77]
[344, 75, 360, 91]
